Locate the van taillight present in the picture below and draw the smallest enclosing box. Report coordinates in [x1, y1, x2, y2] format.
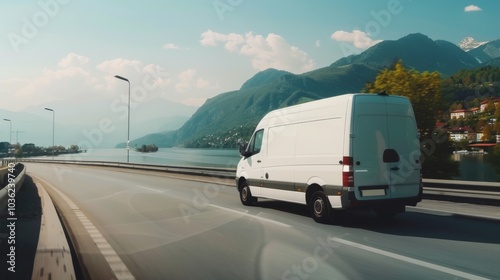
[342, 156, 354, 187]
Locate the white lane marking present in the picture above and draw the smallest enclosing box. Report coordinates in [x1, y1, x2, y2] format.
[36, 176, 136, 280]
[137, 185, 163, 193]
[330, 237, 490, 280]
[208, 204, 291, 227]
[407, 206, 500, 221]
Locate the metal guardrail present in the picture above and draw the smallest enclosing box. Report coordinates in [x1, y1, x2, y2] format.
[422, 178, 500, 203]
[21, 158, 235, 179]
[19, 159, 500, 203]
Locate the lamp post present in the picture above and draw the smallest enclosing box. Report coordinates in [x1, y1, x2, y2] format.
[44, 108, 55, 159]
[114, 75, 130, 163]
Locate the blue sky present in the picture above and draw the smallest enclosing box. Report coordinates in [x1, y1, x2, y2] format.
[0, 0, 498, 113]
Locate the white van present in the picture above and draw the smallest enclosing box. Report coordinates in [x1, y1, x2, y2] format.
[236, 93, 422, 223]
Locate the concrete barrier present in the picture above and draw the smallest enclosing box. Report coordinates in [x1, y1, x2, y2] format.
[31, 177, 76, 280]
[0, 163, 26, 212]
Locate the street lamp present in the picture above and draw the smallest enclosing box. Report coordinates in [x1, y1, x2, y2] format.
[114, 75, 131, 163]
[44, 108, 55, 159]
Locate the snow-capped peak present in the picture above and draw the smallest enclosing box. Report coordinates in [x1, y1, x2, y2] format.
[459, 37, 488, 51]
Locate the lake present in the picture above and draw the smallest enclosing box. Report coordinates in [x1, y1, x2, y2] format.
[35, 148, 499, 182]
[44, 148, 241, 169]
[452, 153, 498, 182]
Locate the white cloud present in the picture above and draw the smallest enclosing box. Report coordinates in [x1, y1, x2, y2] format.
[315, 40, 321, 47]
[58, 53, 90, 68]
[2, 53, 219, 113]
[464, 5, 482, 12]
[96, 58, 143, 75]
[163, 43, 181, 50]
[331, 30, 382, 49]
[200, 30, 315, 73]
[175, 69, 217, 92]
[175, 69, 197, 92]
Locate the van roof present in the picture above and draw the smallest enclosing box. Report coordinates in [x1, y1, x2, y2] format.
[255, 93, 411, 129]
[261, 93, 408, 120]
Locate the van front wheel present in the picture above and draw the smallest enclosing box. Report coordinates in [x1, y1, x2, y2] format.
[239, 181, 257, 206]
[310, 191, 331, 223]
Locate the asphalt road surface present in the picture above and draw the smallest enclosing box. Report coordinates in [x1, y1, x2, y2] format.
[25, 162, 500, 279]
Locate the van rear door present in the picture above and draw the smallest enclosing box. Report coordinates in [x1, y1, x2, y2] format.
[351, 95, 420, 201]
[385, 97, 421, 198]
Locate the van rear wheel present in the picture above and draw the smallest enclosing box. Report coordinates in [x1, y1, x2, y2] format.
[310, 191, 331, 223]
[239, 181, 257, 206]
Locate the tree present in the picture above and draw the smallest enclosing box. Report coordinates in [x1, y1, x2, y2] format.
[364, 60, 441, 134]
[0, 142, 9, 153]
[485, 100, 496, 115]
[482, 124, 494, 142]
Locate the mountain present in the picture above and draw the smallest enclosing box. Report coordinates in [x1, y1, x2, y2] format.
[239, 68, 292, 90]
[468, 39, 500, 63]
[459, 37, 488, 52]
[332, 33, 478, 76]
[129, 33, 500, 148]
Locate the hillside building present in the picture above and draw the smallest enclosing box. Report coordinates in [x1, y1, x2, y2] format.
[450, 108, 478, 119]
[480, 98, 500, 112]
[448, 126, 476, 142]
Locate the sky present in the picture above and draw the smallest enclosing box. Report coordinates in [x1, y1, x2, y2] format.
[0, 0, 499, 146]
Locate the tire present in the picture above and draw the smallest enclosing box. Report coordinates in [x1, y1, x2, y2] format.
[239, 181, 257, 206]
[309, 191, 331, 223]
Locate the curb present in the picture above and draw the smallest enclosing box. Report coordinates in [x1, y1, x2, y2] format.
[31, 178, 76, 280]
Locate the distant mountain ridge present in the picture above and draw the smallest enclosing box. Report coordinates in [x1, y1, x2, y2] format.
[130, 33, 500, 148]
[467, 39, 500, 63]
[332, 33, 478, 76]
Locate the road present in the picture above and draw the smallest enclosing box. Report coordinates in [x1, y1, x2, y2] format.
[25, 162, 499, 279]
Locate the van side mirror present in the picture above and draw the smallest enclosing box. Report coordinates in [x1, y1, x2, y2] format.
[239, 142, 250, 157]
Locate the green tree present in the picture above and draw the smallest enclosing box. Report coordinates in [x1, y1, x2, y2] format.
[364, 60, 441, 134]
[485, 100, 496, 115]
[0, 142, 10, 153]
[482, 124, 494, 142]
[494, 103, 500, 133]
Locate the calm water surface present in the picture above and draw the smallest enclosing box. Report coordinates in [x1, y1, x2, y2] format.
[452, 153, 498, 182]
[46, 148, 241, 169]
